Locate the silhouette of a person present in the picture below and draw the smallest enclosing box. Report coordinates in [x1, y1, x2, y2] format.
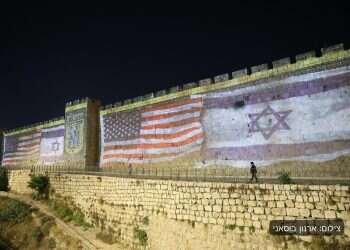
[250, 162, 258, 182]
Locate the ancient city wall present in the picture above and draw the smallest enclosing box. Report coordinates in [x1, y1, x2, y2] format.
[98, 44, 350, 176]
[8, 170, 350, 250]
[2, 44, 350, 177]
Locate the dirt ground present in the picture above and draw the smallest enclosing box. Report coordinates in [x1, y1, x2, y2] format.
[0, 192, 127, 250]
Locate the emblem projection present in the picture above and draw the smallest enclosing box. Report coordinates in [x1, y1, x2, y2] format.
[65, 108, 85, 155]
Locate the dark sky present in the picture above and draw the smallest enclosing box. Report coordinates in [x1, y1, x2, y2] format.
[1, 2, 349, 130]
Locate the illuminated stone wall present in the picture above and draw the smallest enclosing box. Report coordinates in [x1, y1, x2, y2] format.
[1, 98, 100, 169]
[8, 170, 350, 250]
[99, 44, 350, 174]
[2, 44, 350, 175]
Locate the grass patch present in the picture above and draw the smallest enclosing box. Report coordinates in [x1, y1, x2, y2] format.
[227, 186, 236, 193]
[278, 171, 291, 184]
[0, 199, 31, 223]
[31, 227, 44, 242]
[225, 224, 236, 230]
[134, 227, 148, 246]
[96, 232, 116, 244]
[47, 199, 91, 229]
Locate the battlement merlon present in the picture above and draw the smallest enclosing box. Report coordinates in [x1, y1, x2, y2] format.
[100, 43, 348, 115]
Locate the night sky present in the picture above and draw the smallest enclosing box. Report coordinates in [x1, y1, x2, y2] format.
[1, 3, 349, 130]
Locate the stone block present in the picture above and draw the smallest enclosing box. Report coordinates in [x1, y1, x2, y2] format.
[315, 202, 327, 210]
[155, 90, 167, 97]
[286, 208, 299, 217]
[251, 214, 259, 221]
[236, 218, 245, 226]
[305, 203, 315, 209]
[276, 201, 285, 208]
[237, 206, 245, 212]
[214, 73, 230, 83]
[204, 206, 212, 212]
[232, 68, 248, 78]
[143, 92, 154, 100]
[311, 210, 324, 219]
[213, 205, 222, 212]
[321, 43, 344, 54]
[272, 57, 291, 68]
[295, 51, 316, 61]
[295, 202, 305, 209]
[182, 82, 198, 90]
[168, 85, 181, 93]
[263, 195, 274, 201]
[325, 210, 336, 219]
[285, 200, 294, 208]
[243, 213, 250, 219]
[247, 200, 257, 207]
[271, 208, 286, 216]
[296, 195, 303, 203]
[252, 220, 261, 229]
[300, 209, 310, 217]
[209, 217, 217, 224]
[254, 207, 264, 215]
[267, 201, 276, 208]
[251, 63, 269, 73]
[199, 78, 212, 86]
[337, 203, 345, 211]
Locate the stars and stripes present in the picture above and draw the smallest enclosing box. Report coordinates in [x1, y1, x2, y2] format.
[100, 96, 204, 165]
[2, 130, 42, 166]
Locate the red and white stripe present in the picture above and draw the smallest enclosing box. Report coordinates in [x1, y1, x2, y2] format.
[2, 131, 41, 166]
[101, 97, 204, 165]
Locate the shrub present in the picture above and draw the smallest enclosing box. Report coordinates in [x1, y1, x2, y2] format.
[142, 216, 149, 225]
[48, 200, 91, 228]
[134, 227, 148, 246]
[48, 238, 56, 249]
[32, 227, 43, 242]
[96, 232, 115, 244]
[0, 199, 31, 223]
[278, 171, 291, 184]
[0, 168, 8, 191]
[28, 175, 50, 199]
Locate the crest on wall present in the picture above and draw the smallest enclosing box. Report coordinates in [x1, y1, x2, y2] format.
[65, 108, 85, 155]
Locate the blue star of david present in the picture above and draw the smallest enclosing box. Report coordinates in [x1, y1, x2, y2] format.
[51, 140, 60, 152]
[248, 105, 292, 140]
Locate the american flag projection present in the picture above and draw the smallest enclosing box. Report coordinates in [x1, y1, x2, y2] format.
[2, 130, 41, 166]
[100, 96, 204, 165]
[1, 124, 65, 166]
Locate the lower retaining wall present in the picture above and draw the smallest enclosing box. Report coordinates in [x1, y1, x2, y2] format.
[8, 170, 350, 250]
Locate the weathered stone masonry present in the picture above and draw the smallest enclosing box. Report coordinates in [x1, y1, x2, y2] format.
[8, 170, 350, 250]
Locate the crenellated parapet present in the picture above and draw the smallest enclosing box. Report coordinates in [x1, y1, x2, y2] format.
[100, 43, 348, 115]
[3, 116, 65, 136]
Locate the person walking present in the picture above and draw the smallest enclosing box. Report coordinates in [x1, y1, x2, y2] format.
[250, 162, 258, 182]
[128, 163, 132, 176]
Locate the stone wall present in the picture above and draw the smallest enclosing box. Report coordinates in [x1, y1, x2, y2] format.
[99, 47, 350, 175]
[8, 170, 350, 249]
[8, 169, 32, 194]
